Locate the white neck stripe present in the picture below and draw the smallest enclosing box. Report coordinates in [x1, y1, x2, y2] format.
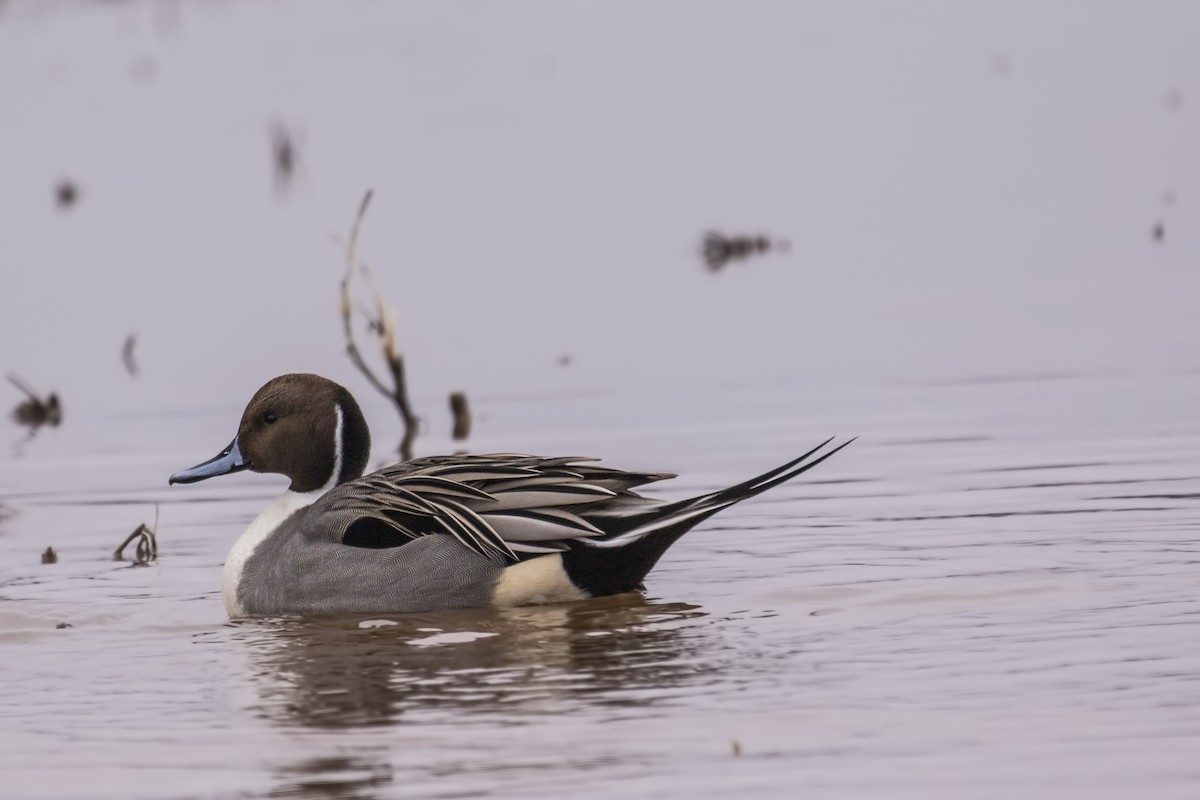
[320, 403, 345, 494]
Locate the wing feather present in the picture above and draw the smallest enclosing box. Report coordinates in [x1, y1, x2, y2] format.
[387, 476, 496, 502]
[321, 453, 680, 561]
[484, 509, 604, 541]
[471, 484, 617, 512]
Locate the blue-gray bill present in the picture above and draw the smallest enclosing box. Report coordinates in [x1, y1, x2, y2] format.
[168, 438, 248, 485]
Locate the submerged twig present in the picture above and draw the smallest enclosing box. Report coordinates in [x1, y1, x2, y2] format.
[338, 189, 419, 460]
[113, 506, 159, 565]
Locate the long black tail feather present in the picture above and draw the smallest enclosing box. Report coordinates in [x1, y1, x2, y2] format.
[562, 438, 854, 596]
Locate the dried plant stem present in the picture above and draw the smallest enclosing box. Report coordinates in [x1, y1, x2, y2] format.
[340, 189, 418, 460]
[113, 506, 159, 565]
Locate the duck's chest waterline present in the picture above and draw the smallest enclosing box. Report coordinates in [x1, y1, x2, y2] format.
[222, 490, 323, 616]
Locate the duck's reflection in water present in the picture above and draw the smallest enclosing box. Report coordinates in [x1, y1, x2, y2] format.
[238, 597, 712, 797]
[269, 754, 394, 800]
[235, 595, 711, 730]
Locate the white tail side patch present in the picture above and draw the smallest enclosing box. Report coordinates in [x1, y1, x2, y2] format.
[491, 554, 589, 608]
[583, 499, 737, 549]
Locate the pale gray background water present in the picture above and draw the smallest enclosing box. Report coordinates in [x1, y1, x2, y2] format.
[1, 2, 1199, 798]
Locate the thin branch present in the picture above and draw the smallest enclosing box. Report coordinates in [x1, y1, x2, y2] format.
[6, 373, 39, 401]
[339, 189, 419, 460]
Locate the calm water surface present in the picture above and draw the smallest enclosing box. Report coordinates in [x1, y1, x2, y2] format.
[3, 1, 1200, 797]
[2, 373, 1199, 799]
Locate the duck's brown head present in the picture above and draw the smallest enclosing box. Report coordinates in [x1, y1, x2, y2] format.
[169, 374, 371, 493]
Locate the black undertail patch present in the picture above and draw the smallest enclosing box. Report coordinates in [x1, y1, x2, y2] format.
[560, 522, 695, 597]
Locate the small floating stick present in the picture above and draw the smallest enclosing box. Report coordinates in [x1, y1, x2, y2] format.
[113, 505, 159, 565]
[449, 391, 471, 441]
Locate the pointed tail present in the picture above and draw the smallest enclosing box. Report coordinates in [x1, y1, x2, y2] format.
[561, 438, 854, 596]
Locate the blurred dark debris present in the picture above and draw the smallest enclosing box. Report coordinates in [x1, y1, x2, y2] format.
[269, 119, 302, 198]
[121, 333, 140, 377]
[8, 374, 62, 430]
[1152, 222, 1165, 243]
[449, 391, 471, 441]
[556, 354, 573, 367]
[113, 520, 158, 566]
[1165, 89, 1184, 111]
[702, 230, 789, 272]
[731, 740, 742, 757]
[41, 546, 58, 565]
[55, 180, 79, 210]
[56, 622, 72, 630]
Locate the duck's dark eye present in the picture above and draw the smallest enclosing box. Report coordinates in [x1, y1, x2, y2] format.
[264, 413, 277, 424]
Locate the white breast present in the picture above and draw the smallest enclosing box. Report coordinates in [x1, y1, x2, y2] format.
[221, 405, 345, 617]
[221, 490, 320, 617]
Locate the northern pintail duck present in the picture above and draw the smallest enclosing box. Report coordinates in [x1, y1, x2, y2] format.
[170, 374, 852, 618]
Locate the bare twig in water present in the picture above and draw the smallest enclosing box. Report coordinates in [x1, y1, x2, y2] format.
[702, 230, 789, 272]
[113, 506, 159, 565]
[449, 391, 471, 441]
[7, 374, 62, 429]
[121, 333, 140, 377]
[41, 546, 57, 565]
[338, 189, 419, 460]
[113, 524, 157, 565]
